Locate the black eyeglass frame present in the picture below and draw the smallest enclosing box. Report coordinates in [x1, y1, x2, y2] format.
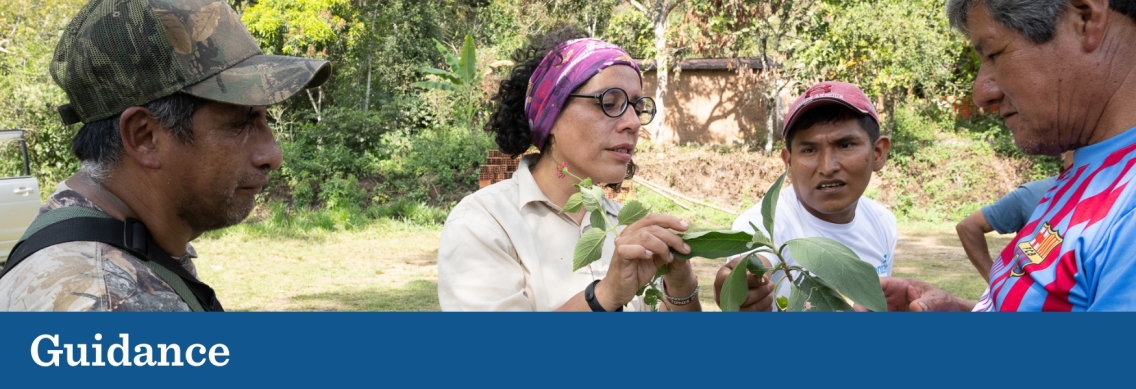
[567, 87, 657, 125]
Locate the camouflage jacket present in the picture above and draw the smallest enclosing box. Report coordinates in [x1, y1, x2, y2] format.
[0, 186, 199, 311]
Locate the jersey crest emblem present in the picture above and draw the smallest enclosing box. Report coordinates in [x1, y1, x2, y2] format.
[1010, 222, 1064, 277]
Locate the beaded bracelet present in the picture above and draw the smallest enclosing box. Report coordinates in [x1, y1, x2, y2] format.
[662, 280, 700, 306]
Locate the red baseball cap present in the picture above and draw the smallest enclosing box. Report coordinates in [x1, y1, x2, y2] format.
[782, 81, 880, 139]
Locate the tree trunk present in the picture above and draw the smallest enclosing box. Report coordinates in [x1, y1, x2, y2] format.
[763, 76, 792, 156]
[630, 0, 677, 144]
[363, 2, 379, 111]
[765, 95, 774, 155]
[307, 88, 323, 122]
[653, 18, 670, 144]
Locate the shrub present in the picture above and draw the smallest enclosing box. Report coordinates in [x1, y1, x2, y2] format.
[365, 199, 449, 225]
[319, 174, 368, 210]
[270, 103, 493, 212]
[374, 125, 494, 204]
[955, 112, 1062, 181]
[879, 103, 1061, 222]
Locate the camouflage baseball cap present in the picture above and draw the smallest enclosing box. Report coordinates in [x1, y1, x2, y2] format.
[50, 0, 331, 125]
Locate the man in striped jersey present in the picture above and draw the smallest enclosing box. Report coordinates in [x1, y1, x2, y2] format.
[876, 0, 1136, 311]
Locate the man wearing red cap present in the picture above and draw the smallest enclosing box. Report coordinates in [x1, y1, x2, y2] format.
[711, 81, 894, 311]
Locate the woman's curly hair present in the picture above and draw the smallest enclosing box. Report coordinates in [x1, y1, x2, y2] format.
[484, 24, 638, 188]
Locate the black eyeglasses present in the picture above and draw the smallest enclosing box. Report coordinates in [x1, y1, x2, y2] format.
[567, 88, 657, 125]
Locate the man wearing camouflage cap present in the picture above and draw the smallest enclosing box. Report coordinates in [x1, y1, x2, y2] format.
[0, 0, 330, 311]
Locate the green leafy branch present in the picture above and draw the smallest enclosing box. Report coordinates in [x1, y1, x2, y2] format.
[561, 164, 665, 310]
[690, 172, 887, 312]
[412, 34, 483, 131]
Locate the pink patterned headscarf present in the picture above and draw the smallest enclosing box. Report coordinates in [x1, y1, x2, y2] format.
[524, 38, 641, 150]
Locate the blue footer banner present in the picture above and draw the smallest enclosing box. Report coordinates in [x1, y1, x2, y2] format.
[0, 313, 1130, 387]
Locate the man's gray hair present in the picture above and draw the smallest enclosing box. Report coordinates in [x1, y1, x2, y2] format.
[946, 0, 1067, 43]
[72, 93, 203, 182]
[948, 0, 1136, 43]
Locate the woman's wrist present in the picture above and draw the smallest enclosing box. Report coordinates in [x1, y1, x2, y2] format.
[662, 263, 698, 296]
[661, 275, 699, 302]
[592, 279, 626, 311]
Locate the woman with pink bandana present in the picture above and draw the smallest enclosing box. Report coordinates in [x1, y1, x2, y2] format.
[437, 26, 700, 311]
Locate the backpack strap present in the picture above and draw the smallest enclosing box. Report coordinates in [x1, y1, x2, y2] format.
[2, 206, 111, 273]
[0, 207, 222, 312]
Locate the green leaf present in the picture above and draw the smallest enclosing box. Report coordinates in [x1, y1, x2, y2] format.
[784, 237, 886, 312]
[417, 66, 460, 83]
[617, 200, 650, 226]
[644, 287, 662, 308]
[749, 222, 775, 249]
[675, 230, 754, 260]
[589, 210, 607, 231]
[562, 193, 584, 213]
[787, 274, 853, 312]
[580, 185, 605, 213]
[444, 52, 459, 73]
[776, 296, 789, 311]
[411, 81, 459, 92]
[744, 253, 771, 275]
[430, 39, 461, 76]
[457, 34, 478, 84]
[719, 256, 749, 312]
[654, 263, 669, 278]
[575, 177, 593, 188]
[572, 228, 607, 271]
[432, 38, 448, 56]
[761, 172, 786, 240]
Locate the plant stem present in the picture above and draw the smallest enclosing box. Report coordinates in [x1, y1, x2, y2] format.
[775, 250, 794, 284]
[772, 275, 789, 312]
[603, 212, 619, 237]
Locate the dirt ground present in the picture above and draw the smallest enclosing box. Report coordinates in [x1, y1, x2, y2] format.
[633, 145, 786, 209]
[891, 228, 1013, 300]
[631, 143, 1037, 213]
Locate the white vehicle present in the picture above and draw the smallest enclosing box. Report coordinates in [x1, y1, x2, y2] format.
[0, 130, 40, 265]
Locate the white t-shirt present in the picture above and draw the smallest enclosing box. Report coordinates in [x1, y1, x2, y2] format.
[731, 186, 898, 306]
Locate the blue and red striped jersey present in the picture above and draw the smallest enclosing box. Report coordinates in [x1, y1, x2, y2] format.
[976, 127, 1136, 311]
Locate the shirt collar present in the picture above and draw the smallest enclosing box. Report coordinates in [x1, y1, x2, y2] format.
[515, 154, 555, 210]
[513, 154, 620, 217]
[1071, 125, 1136, 173]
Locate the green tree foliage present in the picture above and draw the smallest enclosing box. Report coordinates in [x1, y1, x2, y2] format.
[478, 0, 619, 55]
[413, 35, 485, 132]
[347, 0, 446, 102]
[796, 0, 973, 132]
[674, 0, 764, 59]
[602, 7, 653, 58]
[0, 0, 87, 190]
[240, 0, 360, 59]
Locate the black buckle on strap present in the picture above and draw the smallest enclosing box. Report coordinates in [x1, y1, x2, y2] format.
[123, 218, 149, 255]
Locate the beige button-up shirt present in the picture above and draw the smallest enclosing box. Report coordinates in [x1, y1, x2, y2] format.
[438, 155, 646, 311]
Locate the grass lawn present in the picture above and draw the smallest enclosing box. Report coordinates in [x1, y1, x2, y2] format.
[890, 222, 1011, 301]
[194, 205, 1007, 311]
[195, 219, 443, 311]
